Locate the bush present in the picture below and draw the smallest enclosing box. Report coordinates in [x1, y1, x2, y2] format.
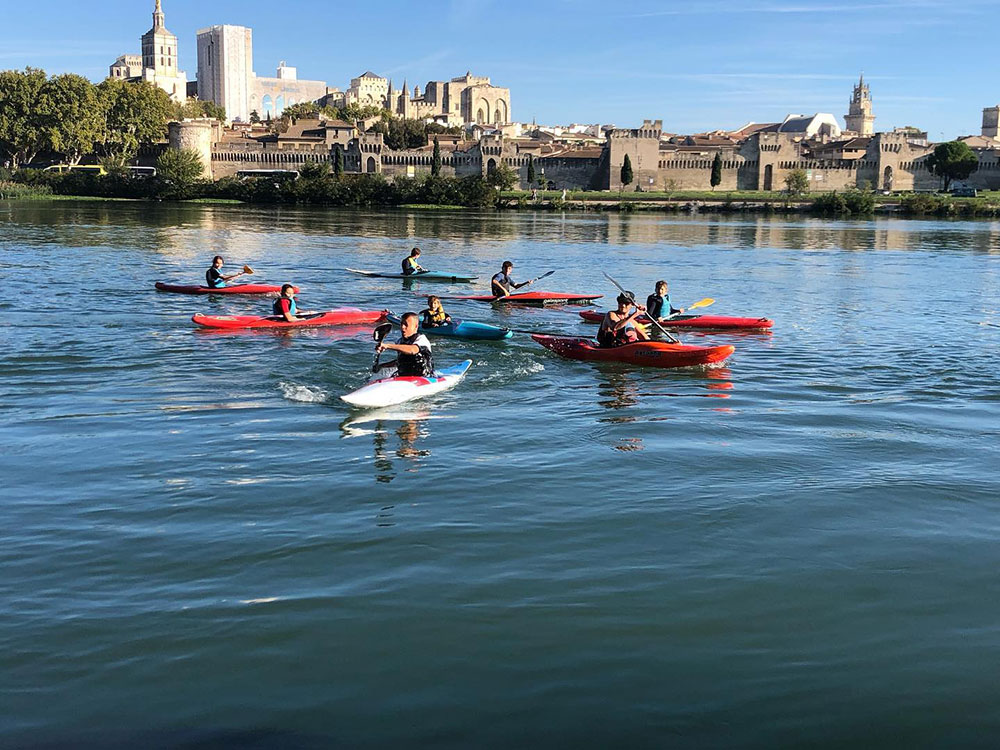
[812, 189, 875, 216]
[0, 180, 52, 198]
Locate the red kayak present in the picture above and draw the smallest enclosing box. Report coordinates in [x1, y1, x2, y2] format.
[532, 334, 734, 368]
[192, 308, 386, 329]
[156, 282, 297, 295]
[442, 290, 603, 305]
[579, 310, 772, 330]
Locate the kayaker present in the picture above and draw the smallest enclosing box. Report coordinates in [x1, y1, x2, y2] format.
[491, 261, 532, 298]
[206, 255, 245, 288]
[597, 293, 649, 348]
[420, 295, 452, 328]
[272, 284, 301, 322]
[646, 280, 683, 320]
[401, 247, 426, 276]
[376, 312, 434, 377]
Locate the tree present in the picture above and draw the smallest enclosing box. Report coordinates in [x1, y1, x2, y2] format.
[527, 154, 535, 185]
[40, 73, 104, 165]
[784, 168, 809, 196]
[431, 137, 441, 176]
[333, 144, 344, 178]
[926, 140, 979, 191]
[281, 102, 321, 121]
[299, 160, 329, 180]
[156, 147, 204, 183]
[97, 78, 172, 167]
[249, 110, 260, 124]
[620, 154, 633, 192]
[710, 152, 722, 190]
[487, 162, 517, 190]
[0, 67, 48, 169]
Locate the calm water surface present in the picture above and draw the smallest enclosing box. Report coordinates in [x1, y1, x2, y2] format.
[2, 202, 1000, 747]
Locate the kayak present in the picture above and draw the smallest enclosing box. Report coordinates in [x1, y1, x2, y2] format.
[441, 291, 603, 305]
[155, 282, 296, 295]
[192, 308, 386, 329]
[386, 312, 512, 340]
[578, 310, 773, 330]
[341, 360, 473, 408]
[531, 334, 734, 368]
[347, 268, 478, 283]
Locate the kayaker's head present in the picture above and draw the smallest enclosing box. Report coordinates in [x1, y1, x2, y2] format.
[655, 280, 668, 296]
[502, 260, 514, 273]
[427, 295, 441, 312]
[280, 284, 295, 298]
[400, 311, 419, 337]
[617, 292, 635, 311]
[212, 255, 224, 268]
[410, 247, 421, 258]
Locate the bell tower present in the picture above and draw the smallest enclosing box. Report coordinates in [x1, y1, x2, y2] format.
[844, 74, 875, 136]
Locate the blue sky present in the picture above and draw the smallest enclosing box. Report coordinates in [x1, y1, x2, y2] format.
[2, 0, 995, 138]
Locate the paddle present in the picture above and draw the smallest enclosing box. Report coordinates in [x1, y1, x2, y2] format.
[602, 271, 680, 343]
[371, 322, 393, 372]
[494, 269, 556, 298]
[666, 297, 714, 319]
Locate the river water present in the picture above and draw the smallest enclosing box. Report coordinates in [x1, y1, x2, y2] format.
[2, 201, 1000, 747]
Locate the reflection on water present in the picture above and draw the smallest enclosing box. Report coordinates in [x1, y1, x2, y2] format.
[340, 408, 433, 484]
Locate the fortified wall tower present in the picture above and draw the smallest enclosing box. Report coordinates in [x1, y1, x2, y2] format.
[605, 120, 662, 191]
[168, 120, 218, 179]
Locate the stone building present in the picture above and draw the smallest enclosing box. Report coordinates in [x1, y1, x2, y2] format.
[345, 72, 390, 108]
[109, 0, 188, 102]
[844, 75, 875, 136]
[196, 25, 253, 123]
[195, 23, 330, 122]
[981, 106, 1000, 138]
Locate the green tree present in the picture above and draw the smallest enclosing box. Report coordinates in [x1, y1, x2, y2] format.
[97, 78, 172, 167]
[333, 144, 344, 178]
[431, 137, 441, 176]
[620, 154, 633, 192]
[281, 102, 321, 120]
[526, 154, 535, 185]
[784, 168, 809, 196]
[710, 152, 722, 190]
[926, 140, 979, 191]
[299, 159, 330, 179]
[249, 110, 260, 124]
[40, 73, 104, 165]
[486, 161, 517, 192]
[0, 67, 48, 169]
[155, 147, 204, 198]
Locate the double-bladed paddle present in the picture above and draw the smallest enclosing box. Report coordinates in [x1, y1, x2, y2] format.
[371, 322, 393, 373]
[602, 271, 680, 343]
[666, 297, 714, 319]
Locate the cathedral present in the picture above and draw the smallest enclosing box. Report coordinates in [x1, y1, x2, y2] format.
[109, 0, 188, 102]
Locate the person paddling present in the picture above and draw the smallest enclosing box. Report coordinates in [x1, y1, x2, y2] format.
[206, 255, 246, 289]
[401, 247, 426, 276]
[597, 293, 649, 348]
[491, 260, 533, 298]
[376, 312, 434, 377]
[646, 280, 683, 321]
[421, 295, 452, 328]
[272, 284, 301, 323]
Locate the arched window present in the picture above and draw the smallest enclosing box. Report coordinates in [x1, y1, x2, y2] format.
[487, 158, 497, 174]
[763, 164, 773, 191]
[366, 156, 377, 173]
[262, 95, 273, 117]
[275, 95, 285, 114]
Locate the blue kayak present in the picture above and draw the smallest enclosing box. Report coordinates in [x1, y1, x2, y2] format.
[386, 312, 512, 341]
[347, 268, 478, 283]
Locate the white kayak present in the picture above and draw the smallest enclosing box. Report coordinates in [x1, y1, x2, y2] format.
[341, 360, 473, 408]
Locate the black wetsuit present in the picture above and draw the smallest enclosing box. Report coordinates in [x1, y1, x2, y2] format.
[646, 293, 679, 319]
[206, 267, 226, 288]
[395, 333, 433, 377]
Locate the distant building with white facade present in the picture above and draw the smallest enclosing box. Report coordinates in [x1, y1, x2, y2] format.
[196, 25, 253, 123]
[195, 24, 329, 121]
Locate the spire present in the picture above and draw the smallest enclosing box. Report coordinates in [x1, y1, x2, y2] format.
[402, 79, 408, 96]
[153, 0, 165, 29]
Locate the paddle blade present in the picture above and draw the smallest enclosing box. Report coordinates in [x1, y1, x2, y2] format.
[686, 298, 714, 311]
[373, 322, 393, 343]
[243, 264, 255, 275]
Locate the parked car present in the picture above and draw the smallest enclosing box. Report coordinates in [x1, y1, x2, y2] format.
[43, 164, 107, 175]
[951, 186, 978, 197]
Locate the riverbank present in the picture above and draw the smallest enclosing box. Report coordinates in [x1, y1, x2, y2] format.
[8, 171, 1000, 217]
